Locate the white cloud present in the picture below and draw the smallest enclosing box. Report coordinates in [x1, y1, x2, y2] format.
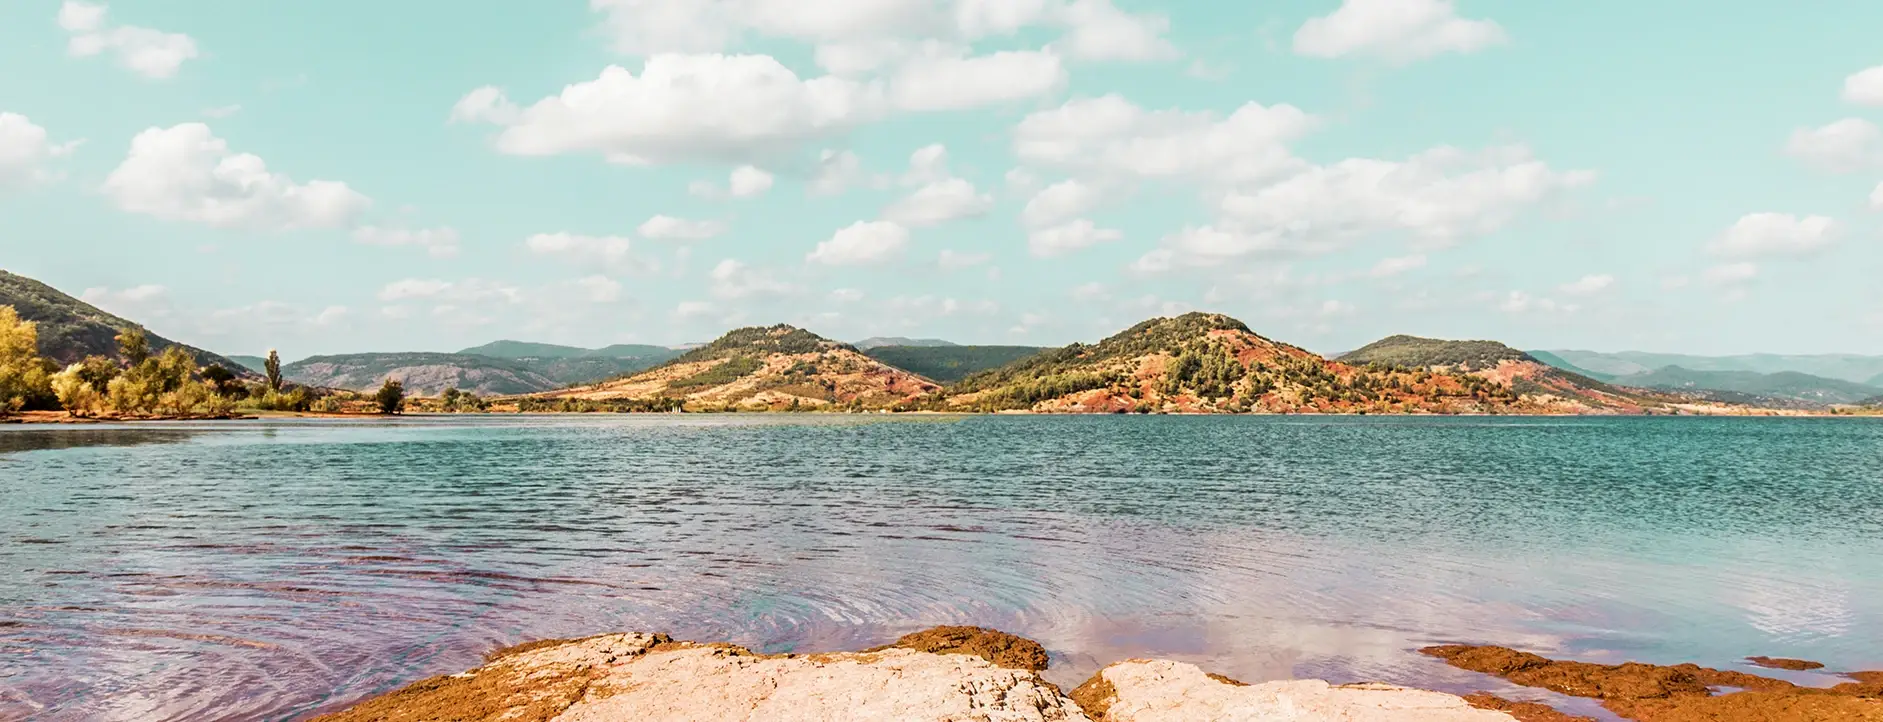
[1702, 262, 1759, 286]
[102, 123, 370, 230]
[1870, 182, 1883, 210]
[1709, 213, 1839, 258]
[1558, 273, 1615, 296]
[0, 113, 79, 189]
[1129, 145, 1593, 268]
[80, 284, 170, 319]
[1069, 281, 1107, 301]
[1293, 0, 1506, 63]
[353, 226, 461, 258]
[376, 279, 521, 306]
[573, 275, 624, 303]
[58, 1, 199, 79]
[904, 143, 951, 184]
[1367, 254, 1427, 278]
[638, 215, 727, 240]
[811, 148, 867, 195]
[730, 165, 775, 197]
[1022, 178, 1102, 227]
[1498, 290, 1575, 315]
[675, 300, 718, 320]
[455, 56, 879, 164]
[1053, 0, 1176, 61]
[937, 249, 991, 270]
[1014, 94, 1316, 185]
[313, 306, 348, 326]
[525, 232, 657, 273]
[1785, 118, 1882, 172]
[1028, 218, 1121, 257]
[1843, 66, 1883, 106]
[828, 288, 865, 302]
[890, 49, 1067, 111]
[709, 258, 797, 299]
[808, 220, 911, 265]
[883, 178, 993, 226]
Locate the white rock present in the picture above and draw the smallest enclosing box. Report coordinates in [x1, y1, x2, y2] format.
[1076, 659, 1516, 722]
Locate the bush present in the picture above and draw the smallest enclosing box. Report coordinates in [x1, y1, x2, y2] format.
[0, 306, 54, 414]
[375, 379, 405, 414]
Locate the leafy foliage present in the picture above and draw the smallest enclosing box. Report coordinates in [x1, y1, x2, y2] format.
[375, 379, 406, 414]
[955, 313, 1259, 393]
[0, 306, 55, 413]
[668, 356, 764, 390]
[670, 325, 846, 365]
[264, 350, 283, 392]
[863, 345, 1046, 383]
[1339, 335, 1532, 370]
[515, 396, 684, 413]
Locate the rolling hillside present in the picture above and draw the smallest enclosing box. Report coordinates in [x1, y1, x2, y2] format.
[541, 325, 940, 410]
[1609, 366, 1882, 407]
[1339, 335, 1530, 371]
[0, 269, 252, 374]
[284, 353, 559, 396]
[1542, 349, 1883, 384]
[948, 314, 1651, 414]
[863, 345, 1046, 383]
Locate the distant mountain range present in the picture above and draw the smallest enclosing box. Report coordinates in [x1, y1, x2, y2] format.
[852, 337, 958, 350]
[281, 341, 688, 396]
[1539, 349, 1883, 385]
[861, 345, 1047, 383]
[1524, 351, 1883, 408]
[0, 269, 254, 376]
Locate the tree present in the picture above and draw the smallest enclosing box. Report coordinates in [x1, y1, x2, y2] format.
[117, 328, 151, 366]
[51, 363, 102, 417]
[264, 349, 283, 393]
[0, 306, 54, 414]
[375, 379, 405, 415]
[201, 364, 238, 396]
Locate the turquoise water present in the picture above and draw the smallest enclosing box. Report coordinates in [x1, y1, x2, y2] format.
[1, 415, 1879, 721]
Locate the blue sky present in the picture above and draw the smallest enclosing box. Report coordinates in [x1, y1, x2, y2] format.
[2, 0, 1880, 360]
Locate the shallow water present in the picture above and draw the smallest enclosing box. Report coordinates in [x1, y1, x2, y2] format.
[1, 415, 1879, 721]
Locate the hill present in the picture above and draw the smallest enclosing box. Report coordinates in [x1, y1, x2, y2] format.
[1337, 335, 1530, 371]
[540, 325, 940, 410]
[226, 355, 270, 374]
[948, 314, 1650, 414]
[863, 345, 1046, 383]
[1542, 349, 1883, 384]
[1870, 372, 1883, 388]
[1609, 366, 1882, 407]
[457, 340, 682, 363]
[854, 337, 958, 350]
[1524, 350, 1616, 381]
[0, 269, 252, 374]
[284, 353, 559, 396]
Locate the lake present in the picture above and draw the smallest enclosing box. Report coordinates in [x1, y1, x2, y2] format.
[2, 415, 1879, 721]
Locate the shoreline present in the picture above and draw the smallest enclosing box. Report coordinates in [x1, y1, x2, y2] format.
[307, 627, 1883, 722]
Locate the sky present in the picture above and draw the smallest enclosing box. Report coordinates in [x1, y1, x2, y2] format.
[1, 0, 1880, 360]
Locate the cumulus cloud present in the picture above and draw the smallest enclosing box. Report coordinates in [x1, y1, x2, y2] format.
[377, 278, 521, 304]
[1870, 182, 1883, 210]
[1028, 219, 1122, 257]
[1709, 213, 1839, 258]
[811, 149, 868, 195]
[709, 258, 797, 299]
[102, 123, 370, 230]
[808, 221, 911, 265]
[58, 1, 199, 79]
[525, 232, 658, 274]
[455, 56, 879, 164]
[638, 215, 727, 240]
[729, 165, 775, 197]
[573, 275, 624, 303]
[884, 178, 993, 226]
[1785, 118, 1883, 172]
[353, 226, 461, 258]
[890, 48, 1067, 111]
[1014, 94, 1316, 185]
[1558, 273, 1615, 296]
[80, 284, 170, 319]
[1843, 65, 1883, 106]
[1022, 178, 1103, 228]
[1052, 0, 1177, 61]
[0, 113, 80, 189]
[1498, 290, 1576, 315]
[1293, 0, 1506, 63]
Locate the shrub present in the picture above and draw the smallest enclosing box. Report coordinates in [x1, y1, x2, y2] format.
[375, 379, 405, 414]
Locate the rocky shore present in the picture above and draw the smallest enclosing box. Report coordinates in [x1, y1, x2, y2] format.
[308, 627, 1527, 721]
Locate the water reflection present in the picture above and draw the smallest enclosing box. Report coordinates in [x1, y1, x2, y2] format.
[1, 416, 1879, 722]
[0, 427, 199, 455]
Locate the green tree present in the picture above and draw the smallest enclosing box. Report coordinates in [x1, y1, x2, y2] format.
[0, 306, 54, 414]
[75, 355, 120, 392]
[264, 349, 283, 392]
[117, 327, 151, 366]
[201, 364, 238, 396]
[375, 378, 405, 415]
[50, 363, 102, 417]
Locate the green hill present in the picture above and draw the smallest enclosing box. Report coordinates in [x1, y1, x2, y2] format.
[1610, 366, 1882, 407]
[854, 337, 958, 350]
[1542, 349, 1883, 384]
[863, 345, 1046, 383]
[0, 269, 252, 374]
[1525, 350, 1616, 381]
[1338, 335, 1531, 370]
[284, 352, 559, 396]
[1870, 372, 1883, 388]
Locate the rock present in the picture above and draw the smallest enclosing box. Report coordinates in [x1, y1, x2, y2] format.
[312, 630, 1090, 722]
[1069, 658, 1516, 721]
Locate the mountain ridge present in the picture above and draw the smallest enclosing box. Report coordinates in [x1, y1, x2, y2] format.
[1, 269, 252, 375]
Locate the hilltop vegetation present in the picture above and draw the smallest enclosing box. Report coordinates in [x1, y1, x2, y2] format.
[1339, 335, 1531, 371]
[542, 325, 938, 411]
[863, 345, 1045, 383]
[0, 270, 249, 373]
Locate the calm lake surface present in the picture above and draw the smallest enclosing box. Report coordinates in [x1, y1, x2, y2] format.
[2, 415, 1880, 721]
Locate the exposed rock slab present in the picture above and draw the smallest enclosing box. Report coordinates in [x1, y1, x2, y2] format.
[1069, 658, 1514, 721]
